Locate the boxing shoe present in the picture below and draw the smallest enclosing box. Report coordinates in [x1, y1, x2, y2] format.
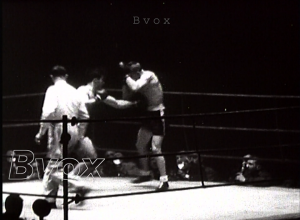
[62, 186, 92, 207]
[155, 181, 169, 191]
[74, 186, 92, 206]
[49, 202, 57, 209]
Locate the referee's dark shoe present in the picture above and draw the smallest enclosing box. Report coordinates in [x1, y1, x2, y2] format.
[156, 181, 169, 191]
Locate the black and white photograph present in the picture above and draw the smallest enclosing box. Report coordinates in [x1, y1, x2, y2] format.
[2, 1, 300, 219]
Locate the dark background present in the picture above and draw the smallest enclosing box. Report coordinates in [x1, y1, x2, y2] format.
[2, 0, 299, 95]
[2, 1, 300, 183]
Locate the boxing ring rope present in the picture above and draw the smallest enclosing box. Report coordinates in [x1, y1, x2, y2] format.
[3, 105, 300, 123]
[3, 143, 300, 164]
[3, 91, 300, 220]
[4, 121, 300, 133]
[2, 178, 284, 200]
[3, 90, 300, 99]
[3, 106, 300, 168]
[3, 114, 300, 169]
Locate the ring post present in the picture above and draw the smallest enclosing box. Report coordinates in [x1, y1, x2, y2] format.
[61, 115, 70, 220]
[192, 117, 205, 187]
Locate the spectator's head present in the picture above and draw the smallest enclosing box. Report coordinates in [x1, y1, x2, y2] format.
[176, 155, 191, 171]
[105, 151, 116, 158]
[4, 194, 23, 218]
[105, 151, 124, 165]
[188, 153, 199, 164]
[102, 151, 124, 176]
[113, 152, 124, 166]
[6, 150, 16, 163]
[242, 154, 261, 172]
[32, 199, 52, 219]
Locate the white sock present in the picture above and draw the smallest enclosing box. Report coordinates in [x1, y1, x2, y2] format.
[160, 175, 168, 182]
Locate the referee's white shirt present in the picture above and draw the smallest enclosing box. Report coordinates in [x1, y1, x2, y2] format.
[39, 79, 89, 136]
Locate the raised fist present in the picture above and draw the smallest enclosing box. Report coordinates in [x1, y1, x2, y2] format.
[96, 89, 109, 100]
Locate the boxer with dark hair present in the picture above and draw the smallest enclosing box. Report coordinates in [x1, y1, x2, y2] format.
[77, 67, 137, 109]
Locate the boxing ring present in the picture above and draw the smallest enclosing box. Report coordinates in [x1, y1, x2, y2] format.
[2, 90, 300, 220]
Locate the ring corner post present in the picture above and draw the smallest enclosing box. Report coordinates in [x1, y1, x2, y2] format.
[192, 116, 205, 187]
[62, 115, 69, 220]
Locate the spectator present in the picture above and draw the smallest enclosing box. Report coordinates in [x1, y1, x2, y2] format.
[3, 194, 24, 220]
[234, 154, 272, 186]
[175, 153, 220, 181]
